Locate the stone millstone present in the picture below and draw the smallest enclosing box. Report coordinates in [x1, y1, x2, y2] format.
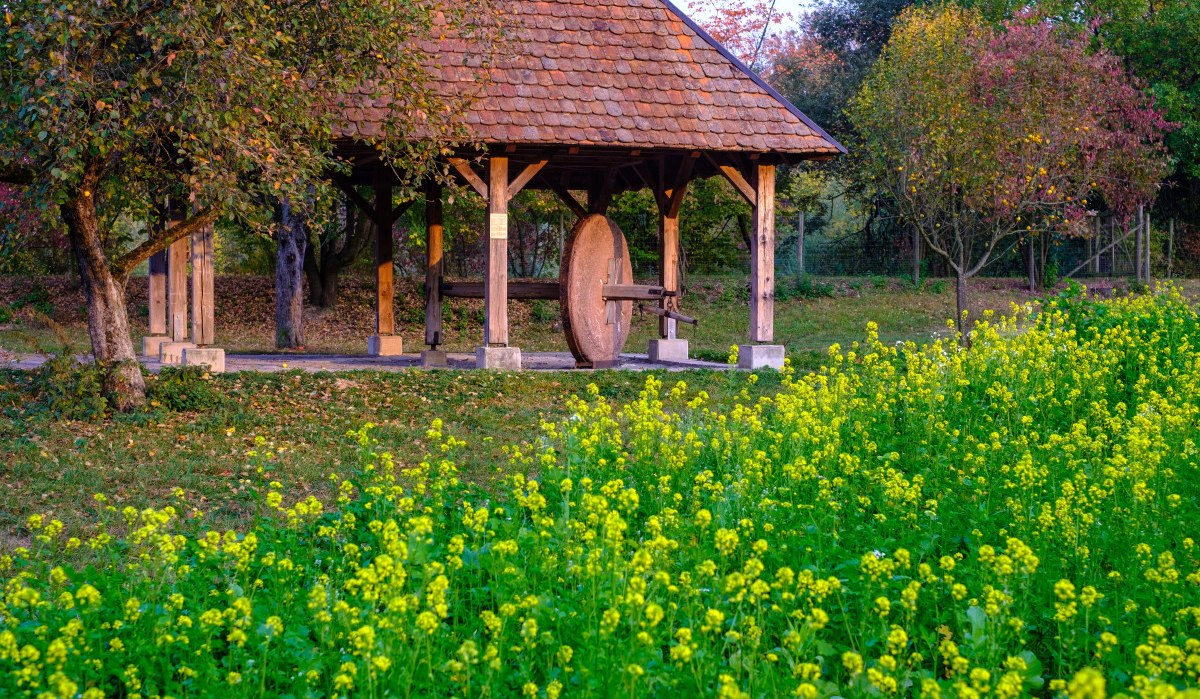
[560, 214, 633, 368]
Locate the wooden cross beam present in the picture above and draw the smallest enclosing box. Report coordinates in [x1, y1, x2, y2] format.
[662, 152, 698, 218]
[331, 172, 413, 226]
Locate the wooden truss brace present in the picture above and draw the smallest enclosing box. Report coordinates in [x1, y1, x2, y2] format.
[636, 152, 698, 217]
[705, 153, 756, 206]
[587, 167, 619, 215]
[508, 159, 549, 200]
[330, 173, 412, 225]
[449, 156, 551, 203]
[448, 158, 489, 199]
[549, 176, 588, 219]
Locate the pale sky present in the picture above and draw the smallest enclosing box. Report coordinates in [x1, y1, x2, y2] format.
[773, 0, 812, 20]
[687, 0, 815, 28]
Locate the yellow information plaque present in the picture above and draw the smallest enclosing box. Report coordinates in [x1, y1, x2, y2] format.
[489, 213, 508, 240]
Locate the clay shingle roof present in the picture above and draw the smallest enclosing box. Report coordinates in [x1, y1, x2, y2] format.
[343, 0, 844, 157]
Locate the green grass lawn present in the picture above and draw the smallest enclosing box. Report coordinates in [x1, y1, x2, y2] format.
[3, 273, 1039, 365]
[0, 368, 778, 544]
[0, 273, 1169, 544]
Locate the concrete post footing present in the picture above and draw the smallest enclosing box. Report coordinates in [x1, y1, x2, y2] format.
[368, 335, 404, 357]
[737, 344, 785, 370]
[159, 341, 196, 365]
[648, 338, 689, 363]
[421, 350, 448, 368]
[142, 335, 171, 358]
[476, 346, 522, 370]
[182, 347, 226, 373]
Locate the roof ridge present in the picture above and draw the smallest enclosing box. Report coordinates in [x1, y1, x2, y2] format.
[655, 0, 846, 154]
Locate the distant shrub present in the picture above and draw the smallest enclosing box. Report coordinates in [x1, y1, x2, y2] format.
[21, 352, 109, 420]
[11, 286, 52, 316]
[146, 366, 224, 412]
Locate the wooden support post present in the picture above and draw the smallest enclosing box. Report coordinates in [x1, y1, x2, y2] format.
[652, 154, 696, 340]
[425, 182, 444, 348]
[148, 251, 167, 335]
[660, 212, 681, 340]
[190, 224, 215, 346]
[587, 168, 616, 215]
[167, 235, 189, 341]
[374, 169, 395, 337]
[485, 157, 509, 346]
[750, 164, 775, 343]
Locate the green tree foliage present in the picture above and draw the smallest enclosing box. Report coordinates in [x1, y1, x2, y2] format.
[849, 6, 1171, 333]
[797, 0, 914, 137]
[0, 1, 495, 408]
[955, 0, 1199, 224]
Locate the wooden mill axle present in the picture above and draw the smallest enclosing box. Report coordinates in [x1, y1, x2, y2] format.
[440, 281, 676, 302]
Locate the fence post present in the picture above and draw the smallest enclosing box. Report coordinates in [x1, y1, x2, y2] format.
[797, 211, 805, 278]
[1090, 217, 1100, 275]
[912, 228, 921, 286]
[1133, 214, 1142, 283]
[1144, 207, 1152, 284]
[1028, 236, 1037, 292]
[1168, 218, 1175, 279]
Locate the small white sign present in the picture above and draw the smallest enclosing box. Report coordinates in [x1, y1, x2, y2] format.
[489, 213, 507, 240]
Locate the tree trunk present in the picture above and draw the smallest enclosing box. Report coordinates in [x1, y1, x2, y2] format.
[1027, 237, 1038, 292]
[912, 227, 920, 286]
[61, 190, 146, 411]
[955, 270, 970, 345]
[319, 261, 341, 308]
[303, 243, 324, 307]
[275, 201, 307, 349]
[302, 203, 369, 309]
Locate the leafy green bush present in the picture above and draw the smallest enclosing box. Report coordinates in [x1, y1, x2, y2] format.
[11, 286, 52, 316]
[530, 299, 558, 324]
[146, 366, 224, 412]
[3, 288, 1199, 697]
[20, 352, 109, 420]
[1043, 260, 1060, 290]
[779, 274, 835, 300]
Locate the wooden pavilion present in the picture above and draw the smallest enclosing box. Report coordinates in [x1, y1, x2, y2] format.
[147, 0, 843, 371]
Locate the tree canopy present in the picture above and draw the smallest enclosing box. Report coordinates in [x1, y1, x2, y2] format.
[849, 5, 1171, 331]
[0, 0, 497, 407]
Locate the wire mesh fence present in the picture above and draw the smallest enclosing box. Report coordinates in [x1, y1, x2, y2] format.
[387, 202, 1196, 287]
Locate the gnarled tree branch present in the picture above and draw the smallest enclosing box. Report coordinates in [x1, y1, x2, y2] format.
[114, 208, 219, 280]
